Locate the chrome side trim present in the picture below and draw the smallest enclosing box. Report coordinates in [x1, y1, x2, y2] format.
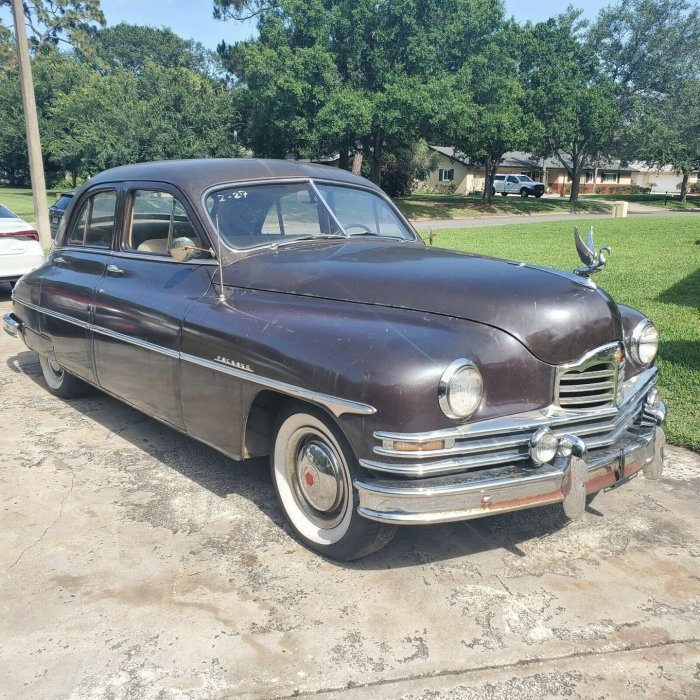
[91, 325, 180, 359]
[13, 298, 375, 417]
[179, 351, 375, 417]
[18, 299, 91, 329]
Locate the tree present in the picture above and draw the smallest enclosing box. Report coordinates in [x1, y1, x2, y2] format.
[589, 0, 700, 99]
[93, 23, 219, 76]
[216, 0, 503, 185]
[628, 81, 700, 201]
[434, 22, 540, 205]
[521, 12, 619, 203]
[0, 19, 13, 76]
[46, 61, 241, 182]
[0, 0, 105, 58]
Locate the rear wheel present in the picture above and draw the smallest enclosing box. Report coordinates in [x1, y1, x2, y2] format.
[271, 405, 396, 561]
[38, 355, 91, 398]
[491, 187, 496, 196]
[500, 192, 508, 196]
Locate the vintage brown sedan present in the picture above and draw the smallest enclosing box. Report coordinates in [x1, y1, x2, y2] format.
[3, 159, 667, 560]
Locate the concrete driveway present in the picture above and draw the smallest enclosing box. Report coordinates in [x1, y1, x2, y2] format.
[1, 286, 699, 699]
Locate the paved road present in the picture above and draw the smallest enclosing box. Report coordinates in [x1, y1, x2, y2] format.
[410, 203, 699, 230]
[1, 287, 699, 699]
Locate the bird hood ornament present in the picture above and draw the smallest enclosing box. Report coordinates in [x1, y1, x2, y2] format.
[573, 225, 611, 278]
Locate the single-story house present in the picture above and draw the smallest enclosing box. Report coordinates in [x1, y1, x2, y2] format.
[628, 164, 699, 194]
[418, 146, 644, 195]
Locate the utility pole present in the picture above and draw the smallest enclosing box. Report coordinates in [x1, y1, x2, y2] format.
[11, 0, 51, 249]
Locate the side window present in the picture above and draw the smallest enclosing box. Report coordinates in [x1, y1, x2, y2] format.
[66, 191, 117, 248]
[127, 190, 201, 255]
[507, 176, 518, 183]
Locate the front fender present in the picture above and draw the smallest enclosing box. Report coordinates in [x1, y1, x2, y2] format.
[184, 289, 555, 462]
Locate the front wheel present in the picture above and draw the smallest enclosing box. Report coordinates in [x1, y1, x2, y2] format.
[520, 188, 529, 197]
[271, 405, 396, 561]
[38, 355, 91, 398]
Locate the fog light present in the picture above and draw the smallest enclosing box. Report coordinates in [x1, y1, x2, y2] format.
[529, 427, 559, 465]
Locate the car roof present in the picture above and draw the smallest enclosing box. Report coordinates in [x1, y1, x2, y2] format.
[85, 158, 379, 195]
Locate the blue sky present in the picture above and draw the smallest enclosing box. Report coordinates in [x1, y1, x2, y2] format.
[2, 1, 615, 51]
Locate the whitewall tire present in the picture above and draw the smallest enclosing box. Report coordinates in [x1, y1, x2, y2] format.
[271, 405, 395, 560]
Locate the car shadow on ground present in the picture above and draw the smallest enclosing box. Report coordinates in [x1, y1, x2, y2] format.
[7, 346, 596, 569]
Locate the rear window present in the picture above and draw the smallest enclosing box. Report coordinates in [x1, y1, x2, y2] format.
[0, 204, 19, 219]
[51, 194, 73, 211]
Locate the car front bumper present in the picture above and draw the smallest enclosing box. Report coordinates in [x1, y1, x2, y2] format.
[355, 385, 667, 526]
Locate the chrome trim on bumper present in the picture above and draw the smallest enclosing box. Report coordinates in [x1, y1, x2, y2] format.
[355, 416, 666, 525]
[2, 312, 21, 337]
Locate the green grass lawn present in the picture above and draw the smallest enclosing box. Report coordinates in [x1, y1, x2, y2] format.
[395, 193, 612, 219]
[0, 187, 62, 221]
[581, 193, 700, 211]
[419, 216, 700, 452]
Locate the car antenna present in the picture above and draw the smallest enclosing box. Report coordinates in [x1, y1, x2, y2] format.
[215, 214, 226, 303]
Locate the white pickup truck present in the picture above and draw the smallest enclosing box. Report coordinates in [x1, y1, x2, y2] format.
[492, 174, 545, 198]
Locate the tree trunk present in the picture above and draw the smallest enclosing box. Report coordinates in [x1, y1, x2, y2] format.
[481, 157, 495, 205]
[339, 148, 349, 171]
[71, 171, 77, 188]
[370, 128, 383, 185]
[351, 149, 363, 175]
[679, 169, 689, 202]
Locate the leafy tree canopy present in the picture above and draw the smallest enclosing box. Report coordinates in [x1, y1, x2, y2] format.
[0, 0, 105, 58]
[92, 23, 220, 76]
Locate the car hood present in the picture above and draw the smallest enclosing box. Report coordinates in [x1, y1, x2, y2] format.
[224, 240, 621, 365]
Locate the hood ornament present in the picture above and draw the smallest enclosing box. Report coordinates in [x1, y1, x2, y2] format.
[573, 226, 611, 277]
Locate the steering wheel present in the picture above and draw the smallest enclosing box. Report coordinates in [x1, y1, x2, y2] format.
[344, 223, 373, 234]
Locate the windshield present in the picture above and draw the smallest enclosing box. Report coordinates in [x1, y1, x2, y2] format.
[205, 181, 414, 250]
[0, 204, 19, 219]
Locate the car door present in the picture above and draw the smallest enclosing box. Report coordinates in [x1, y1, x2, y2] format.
[506, 175, 519, 193]
[39, 187, 119, 383]
[92, 184, 215, 429]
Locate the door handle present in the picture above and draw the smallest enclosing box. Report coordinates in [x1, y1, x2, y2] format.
[106, 264, 124, 276]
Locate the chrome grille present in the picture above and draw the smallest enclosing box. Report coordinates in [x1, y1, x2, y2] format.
[556, 343, 624, 410]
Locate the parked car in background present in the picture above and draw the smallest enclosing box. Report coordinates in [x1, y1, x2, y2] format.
[493, 174, 545, 197]
[49, 191, 74, 239]
[0, 204, 44, 287]
[3, 159, 666, 561]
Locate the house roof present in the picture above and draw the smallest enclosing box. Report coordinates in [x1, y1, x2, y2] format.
[429, 146, 638, 172]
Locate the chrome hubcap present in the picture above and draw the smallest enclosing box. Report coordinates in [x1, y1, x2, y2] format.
[295, 439, 343, 513]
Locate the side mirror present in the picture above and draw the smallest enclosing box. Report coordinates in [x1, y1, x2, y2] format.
[169, 237, 197, 262]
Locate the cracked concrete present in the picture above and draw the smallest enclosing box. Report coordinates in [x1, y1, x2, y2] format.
[1, 286, 699, 699]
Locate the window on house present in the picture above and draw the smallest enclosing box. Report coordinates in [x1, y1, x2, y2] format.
[585, 172, 594, 183]
[602, 172, 619, 183]
[438, 168, 454, 182]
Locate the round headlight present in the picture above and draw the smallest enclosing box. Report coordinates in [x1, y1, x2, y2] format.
[438, 359, 483, 420]
[630, 320, 659, 366]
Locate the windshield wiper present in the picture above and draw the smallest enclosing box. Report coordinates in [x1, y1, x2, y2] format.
[270, 234, 346, 249]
